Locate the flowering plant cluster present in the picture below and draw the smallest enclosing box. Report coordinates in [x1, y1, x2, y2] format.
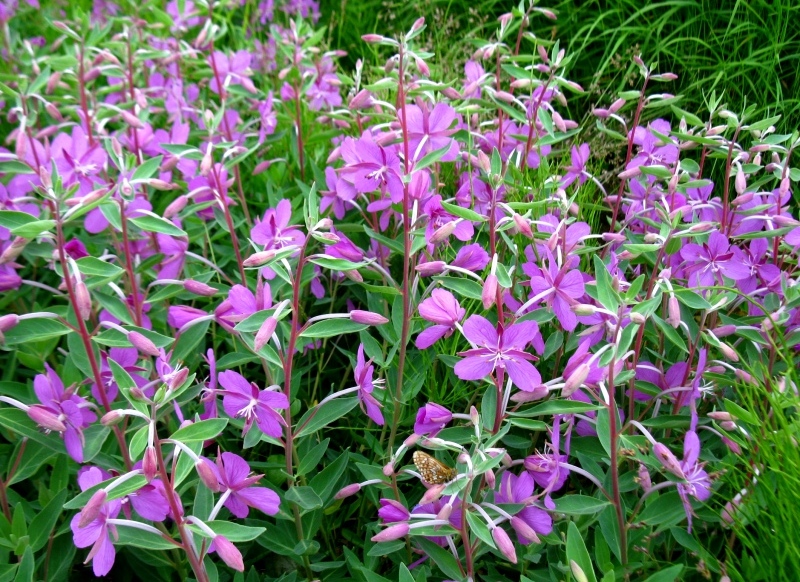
[0, 0, 797, 580]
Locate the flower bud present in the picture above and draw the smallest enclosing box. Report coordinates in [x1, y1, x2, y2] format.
[74, 280, 92, 321]
[563, 363, 590, 397]
[711, 325, 736, 338]
[129, 331, 160, 357]
[485, 469, 496, 489]
[708, 411, 734, 422]
[637, 464, 652, 491]
[491, 526, 517, 564]
[183, 279, 217, 296]
[717, 342, 739, 362]
[100, 410, 123, 426]
[0, 314, 19, 333]
[510, 516, 540, 544]
[436, 504, 453, 522]
[482, 274, 498, 310]
[243, 250, 279, 267]
[163, 195, 188, 218]
[121, 109, 144, 129]
[416, 261, 446, 276]
[570, 560, 590, 582]
[470, 406, 480, 426]
[666, 296, 681, 328]
[428, 221, 457, 245]
[420, 484, 446, 505]
[254, 317, 278, 351]
[334, 483, 362, 500]
[722, 436, 741, 454]
[167, 367, 189, 391]
[383, 462, 396, 477]
[350, 310, 389, 325]
[214, 535, 244, 571]
[512, 214, 533, 238]
[27, 405, 67, 432]
[79, 489, 108, 528]
[196, 460, 220, 492]
[629, 312, 646, 325]
[142, 446, 157, 482]
[371, 523, 409, 542]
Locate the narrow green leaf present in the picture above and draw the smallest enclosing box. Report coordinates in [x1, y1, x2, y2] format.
[566, 521, 598, 582]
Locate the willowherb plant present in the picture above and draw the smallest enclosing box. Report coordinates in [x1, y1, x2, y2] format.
[0, 0, 797, 581]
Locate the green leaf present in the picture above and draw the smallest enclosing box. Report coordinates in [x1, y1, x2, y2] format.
[416, 538, 464, 580]
[638, 491, 685, 527]
[131, 155, 164, 182]
[437, 276, 483, 300]
[115, 527, 177, 551]
[309, 451, 350, 503]
[673, 288, 712, 310]
[722, 398, 760, 426]
[553, 495, 611, 515]
[413, 143, 453, 172]
[0, 160, 34, 174]
[297, 439, 329, 476]
[14, 219, 56, 238]
[399, 564, 415, 582]
[191, 521, 266, 542]
[440, 200, 485, 223]
[592, 255, 620, 312]
[0, 210, 38, 231]
[285, 486, 323, 511]
[28, 490, 67, 551]
[295, 398, 359, 439]
[308, 256, 367, 271]
[130, 213, 187, 237]
[643, 564, 683, 582]
[511, 400, 602, 417]
[0, 409, 66, 454]
[107, 358, 149, 416]
[299, 319, 368, 339]
[65, 475, 149, 509]
[14, 546, 34, 582]
[465, 511, 496, 549]
[170, 418, 228, 443]
[507, 418, 547, 431]
[566, 522, 598, 582]
[76, 256, 125, 278]
[3, 319, 71, 345]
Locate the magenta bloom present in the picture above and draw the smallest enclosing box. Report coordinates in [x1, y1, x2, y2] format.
[202, 452, 281, 518]
[70, 467, 121, 577]
[451, 243, 490, 272]
[378, 498, 410, 523]
[523, 452, 569, 492]
[340, 134, 404, 203]
[495, 471, 553, 544]
[219, 371, 288, 438]
[354, 344, 384, 425]
[681, 231, 750, 289]
[561, 143, 590, 188]
[320, 166, 356, 220]
[526, 250, 585, 331]
[677, 430, 712, 532]
[398, 102, 459, 162]
[416, 289, 465, 349]
[455, 316, 543, 392]
[33, 364, 96, 463]
[209, 50, 256, 94]
[414, 402, 453, 436]
[214, 283, 272, 330]
[251, 199, 306, 251]
[51, 126, 108, 195]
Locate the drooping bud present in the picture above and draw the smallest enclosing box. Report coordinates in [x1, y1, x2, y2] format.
[214, 535, 244, 571]
[485, 469, 496, 489]
[436, 504, 453, 522]
[510, 516, 540, 544]
[129, 331, 160, 357]
[563, 363, 590, 397]
[334, 483, 362, 500]
[570, 560, 590, 582]
[243, 250, 279, 267]
[491, 526, 517, 564]
[183, 280, 217, 296]
[163, 195, 188, 218]
[416, 261, 446, 276]
[482, 274, 498, 310]
[350, 310, 389, 325]
[79, 489, 108, 528]
[74, 280, 92, 320]
[196, 460, 220, 492]
[142, 446, 157, 482]
[666, 296, 681, 328]
[512, 214, 533, 238]
[420, 484, 447, 505]
[254, 317, 278, 351]
[637, 464, 652, 491]
[100, 410, 123, 426]
[371, 523, 410, 542]
[428, 221, 457, 245]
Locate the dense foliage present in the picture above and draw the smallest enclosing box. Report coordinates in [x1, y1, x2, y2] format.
[0, 1, 798, 581]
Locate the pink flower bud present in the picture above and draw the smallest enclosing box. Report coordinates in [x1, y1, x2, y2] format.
[183, 280, 217, 296]
[485, 469, 496, 489]
[512, 214, 533, 238]
[168, 367, 189, 391]
[361, 34, 384, 44]
[74, 280, 92, 320]
[653, 443, 686, 480]
[420, 484, 446, 505]
[416, 261, 446, 276]
[100, 410, 123, 426]
[143, 446, 157, 482]
[441, 87, 461, 100]
[79, 489, 108, 528]
[470, 406, 480, 426]
[708, 411, 734, 422]
[383, 462, 396, 477]
[196, 460, 220, 492]
[344, 269, 364, 283]
[510, 516, 540, 544]
[129, 331, 160, 357]
[722, 436, 741, 454]
[711, 325, 736, 338]
[243, 250, 279, 267]
[629, 312, 646, 325]
[403, 433, 420, 448]
[637, 464, 652, 491]
[411, 16, 425, 31]
[563, 363, 590, 397]
[27, 405, 67, 432]
[0, 236, 27, 264]
[121, 109, 144, 129]
[334, 483, 362, 499]
[720, 420, 737, 431]
[436, 504, 453, 522]
[371, 523, 409, 542]
[254, 317, 278, 351]
[0, 314, 19, 332]
[570, 560, 590, 582]
[482, 274, 498, 310]
[735, 170, 746, 195]
[146, 179, 175, 191]
[428, 221, 457, 245]
[718, 342, 739, 362]
[350, 310, 389, 325]
[163, 195, 188, 218]
[491, 526, 517, 564]
[666, 296, 681, 328]
[214, 535, 244, 571]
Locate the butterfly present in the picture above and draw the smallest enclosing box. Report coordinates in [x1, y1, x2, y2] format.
[412, 450, 457, 485]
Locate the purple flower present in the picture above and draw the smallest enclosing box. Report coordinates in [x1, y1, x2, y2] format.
[495, 471, 553, 544]
[423, 195, 473, 245]
[378, 498, 410, 523]
[398, 102, 459, 162]
[320, 166, 357, 219]
[526, 250, 585, 331]
[33, 364, 96, 463]
[414, 403, 453, 436]
[70, 467, 121, 576]
[626, 119, 679, 170]
[454, 316, 543, 392]
[524, 452, 569, 492]
[202, 452, 281, 518]
[451, 243, 490, 272]
[51, 126, 108, 195]
[340, 134, 404, 204]
[354, 344, 384, 425]
[209, 50, 256, 95]
[416, 289, 465, 349]
[561, 143, 590, 188]
[462, 59, 485, 99]
[676, 430, 712, 533]
[214, 283, 272, 331]
[680, 231, 750, 288]
[251, 199, 306, 251]
[219, 371, 288, 438]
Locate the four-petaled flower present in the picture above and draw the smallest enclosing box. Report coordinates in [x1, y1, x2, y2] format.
[455, 316, 543, 392]
[416, 289, 465, 349]
[70, 467, 121, 577]
[219, 371, 288, 438]
[354, 344, 384, 425]
[202, 452, 281, 518]
[495, 471, 553, 544]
